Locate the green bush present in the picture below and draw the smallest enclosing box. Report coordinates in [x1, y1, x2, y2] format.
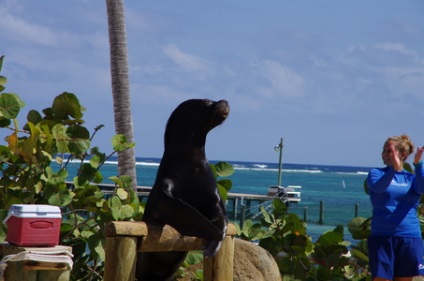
[0, 56, 139, 280]
[235, 199, 372, 281]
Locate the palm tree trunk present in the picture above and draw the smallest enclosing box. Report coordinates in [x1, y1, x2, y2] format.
[106, 0, 137, 190]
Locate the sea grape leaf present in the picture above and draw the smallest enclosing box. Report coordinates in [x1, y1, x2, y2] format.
[116, 188, 128, 200]
[112, 134, 135, 152]
[46, 188, 74, 206]
[0, 55, 4, 72]
[52, 124, 70, 153]
[0, 93, 21, 119]
[217, 179, 232, 191]
[217, 185, 228, 201]
[215, 161, 234, 177]
[67, 125, 90, 157]
[184, 251, 203, 265]
[27, 109, 43, 125]
[52, 92, 84, 120]
[118, 205, 134, 220]
[0, 118, 10, 127]
[347, 217, 371, 240]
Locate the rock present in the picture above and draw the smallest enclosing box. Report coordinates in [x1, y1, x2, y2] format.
[178, 238, 281, 281]
[233, 238, 281, 281]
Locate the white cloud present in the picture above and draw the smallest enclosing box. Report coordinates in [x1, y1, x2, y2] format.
[255, 60, 304, 99]
[339, 42, 424, 102]
[374, 42, 420, 62]
[0, 7, 58, 46]
[162, 44, 214, 75]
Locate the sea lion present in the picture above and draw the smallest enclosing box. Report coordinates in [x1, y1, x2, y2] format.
[136, 99, 230, 281]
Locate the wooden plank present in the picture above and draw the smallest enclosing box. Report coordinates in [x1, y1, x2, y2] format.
[138, 224, 205, 252]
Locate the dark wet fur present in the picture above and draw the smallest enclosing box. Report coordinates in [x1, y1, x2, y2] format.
[136, 99, 229, 281]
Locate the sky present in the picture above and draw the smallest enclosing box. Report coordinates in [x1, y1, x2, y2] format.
[1, 0, 424, 168]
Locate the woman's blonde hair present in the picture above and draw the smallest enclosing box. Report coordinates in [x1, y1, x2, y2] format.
[386, 134, 415, 160]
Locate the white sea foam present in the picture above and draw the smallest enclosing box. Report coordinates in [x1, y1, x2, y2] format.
[253, 164, 268, 169]
[136, 161, 160, 166]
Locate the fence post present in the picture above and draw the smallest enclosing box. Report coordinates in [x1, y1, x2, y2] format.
[240, 205, 246, 226]
[232, 198, 238, 221]
[104, 236, 137, 281]
[319, 200, 324, 225]
[203, 224, 236, 281]
[354, 203, 359, 217]
[303, 206, 308, 222]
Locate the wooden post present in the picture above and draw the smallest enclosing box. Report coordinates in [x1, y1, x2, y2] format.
[319, 200, 324, 225]
[354, 203, 359, 217]
[303, 206, 308, 222]
[240, 205, 246, 226]
[203, 224, 236, 281]
[104, 221, 236, 281]
[233, 198, 238, 221]
[103, 236, 137, 281]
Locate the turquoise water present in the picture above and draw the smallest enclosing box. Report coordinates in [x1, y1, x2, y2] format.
[62, 157, 372, 242]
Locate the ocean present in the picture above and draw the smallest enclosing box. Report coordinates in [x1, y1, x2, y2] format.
[63, 157, 372, 242]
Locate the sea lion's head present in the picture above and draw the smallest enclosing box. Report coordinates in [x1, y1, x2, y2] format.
[164, 99, 229, 149]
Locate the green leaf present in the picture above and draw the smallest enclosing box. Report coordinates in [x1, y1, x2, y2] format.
[46, 189, 74, 206]
[347, 217, 371, 240]
[260, 206, 273, 225]
[214, 161, 234, 177]
[118, 205, 134, 220]
[52, 92, 84, 119]
[350, 248, 369, 263]
[0, 76, 6, 86]
[217, 179, 232, 191]
[112, 134, 135, 152]
[0, 55, 4, 72]
[27, 109, 43, 125]
[67, 125, 90, 157]
[0, 118, 10, 127]
[116, 188, 128, 200]
[88, 234, 105, 261]
[0, 93, 21, 119]
[93, 170, 103, 183]
[52, 124, 70, 153]
[110, 196, 122, 208]
[184, 251, 203, 265]
[79, 163, 97, 182]
[217, 185, 228, 201]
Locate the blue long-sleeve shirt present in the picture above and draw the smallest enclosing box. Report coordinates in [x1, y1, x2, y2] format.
[367, 164, 424, 237]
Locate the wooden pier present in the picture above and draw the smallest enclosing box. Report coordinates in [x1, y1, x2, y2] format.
[72, 182, 371, 226]
[91, 183, 302, 225]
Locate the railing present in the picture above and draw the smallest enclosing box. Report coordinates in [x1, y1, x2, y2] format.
[103, 222, 236, 281]
[230, 200, 372, 226]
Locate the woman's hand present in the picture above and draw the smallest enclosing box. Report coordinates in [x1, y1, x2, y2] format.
[392, 149, 403, 171]
[414, 146, 424, 165]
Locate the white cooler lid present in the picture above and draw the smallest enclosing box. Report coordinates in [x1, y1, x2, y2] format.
[3, 204, 62, 223]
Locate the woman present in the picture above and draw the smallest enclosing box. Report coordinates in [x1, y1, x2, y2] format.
[367, 134, 424, 281]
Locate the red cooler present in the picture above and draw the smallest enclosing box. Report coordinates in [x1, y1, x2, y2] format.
[3, 204, 62, 247]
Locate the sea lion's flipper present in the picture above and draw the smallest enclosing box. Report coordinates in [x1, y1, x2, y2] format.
[160, 183, 225, 240]
[149, 180, 227, 252]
